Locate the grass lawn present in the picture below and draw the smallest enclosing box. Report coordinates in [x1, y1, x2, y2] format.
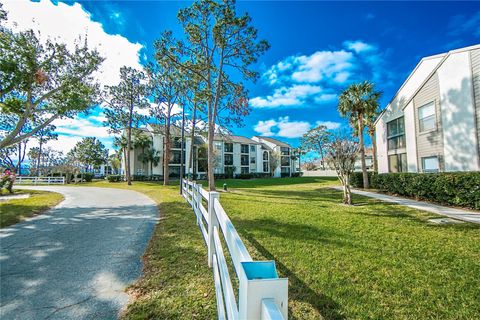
[0, 190, 64, 227]
[81, 177, 479, 319]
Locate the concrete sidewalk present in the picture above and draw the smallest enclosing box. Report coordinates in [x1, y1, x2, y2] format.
[333, 187, 480, 224]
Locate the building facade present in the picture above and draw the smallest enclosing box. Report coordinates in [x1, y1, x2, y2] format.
[121, 125, 299, 178]
[375, 44, 480, 173]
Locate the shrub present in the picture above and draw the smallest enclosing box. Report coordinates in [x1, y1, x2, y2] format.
[83, 172, 94, 182]
[291, 172, 304, 177]
[236, 173, 252, 179]
[350, 172, 377, 188]
[106, 175, 121, 182]
[373, 172, 480, 209]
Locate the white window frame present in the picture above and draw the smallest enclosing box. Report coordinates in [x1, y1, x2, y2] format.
[418, 101, 436, 133]
[422, 156, 440, 173]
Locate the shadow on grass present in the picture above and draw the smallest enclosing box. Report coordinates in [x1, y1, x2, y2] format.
[240, 230, 345, 320]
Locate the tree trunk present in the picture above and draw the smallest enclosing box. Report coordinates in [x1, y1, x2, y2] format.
[370, 129, 378, 173]
[208, 49, 225, 191]
[37, 139, 43, 176]
[17, 143, 22, 175]
[319, 145, 325, 170]
[188, 103, 197, 180]
[126, 103, 133, 186]
[163, 109, 171, 186]
[358, 115, 369, 189]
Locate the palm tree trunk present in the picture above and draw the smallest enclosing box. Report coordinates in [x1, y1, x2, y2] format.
[358, 115, 369, 189]
[370, 129, 378, 173]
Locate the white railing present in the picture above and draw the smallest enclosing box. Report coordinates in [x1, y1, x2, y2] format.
[15, 176, 65, 185]
[181, 179, 288, 320]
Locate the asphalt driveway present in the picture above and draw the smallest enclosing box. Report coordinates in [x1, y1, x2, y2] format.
[0, 186, 158, 320]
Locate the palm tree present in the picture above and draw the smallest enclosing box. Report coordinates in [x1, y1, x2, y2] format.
[365, 109, 380, 173]
[113, 135, 128, 176]
[145, 148, 161, 175]
[338, 81, 381, 189]
[133, 131, 153, 175]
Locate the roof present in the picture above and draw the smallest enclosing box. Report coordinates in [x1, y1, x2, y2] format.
[213, 134, 261, 144]
[375, 44, 480, 125]
[254, 136, 291, 148]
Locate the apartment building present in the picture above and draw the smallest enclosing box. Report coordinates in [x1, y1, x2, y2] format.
[375, 44, 480, 173]
[122, 124, 298, 178]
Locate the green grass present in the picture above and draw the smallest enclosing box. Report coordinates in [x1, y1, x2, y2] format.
[79, 177, 480, 319]
[0, 190, 64, 227]
[216, 177, 480, 319]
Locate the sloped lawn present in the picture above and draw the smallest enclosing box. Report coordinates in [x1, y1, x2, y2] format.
[82, 177, 479, 319]
[217, 177, 480, 319]
[0, 190, 63, 227]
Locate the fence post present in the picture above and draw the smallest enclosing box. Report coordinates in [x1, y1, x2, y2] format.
[238, 261, 288, 319]
[207, 191, 220, 268]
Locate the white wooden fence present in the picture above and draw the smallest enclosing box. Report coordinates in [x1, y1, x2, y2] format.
[181, 179, 288, 320]
[15, 176, 65, 185]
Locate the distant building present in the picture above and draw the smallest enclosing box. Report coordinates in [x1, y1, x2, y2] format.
[375, 44, 480, 173]
[121, 124, 299, 178]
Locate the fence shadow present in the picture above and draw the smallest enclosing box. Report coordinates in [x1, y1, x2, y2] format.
[240, 230, 346, 320]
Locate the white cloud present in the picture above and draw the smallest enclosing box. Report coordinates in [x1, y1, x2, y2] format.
[291, 50, 354, 83]
[2, 0, 143, 87]
[53, 117, 112, 139]
[254, 117, 342, 138]
[276, 117, 311, 138]
[254, 117, 310, 138]
[343, 40, 376, 54]
[315, 121, 341, 130]
[250, 84, 324, 108]
[253, 119, 277, 137]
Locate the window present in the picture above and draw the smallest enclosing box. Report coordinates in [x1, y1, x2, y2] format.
[250, 145, 256, 152]
[241, 155, 249, 166]
[263, 151, 269, 161]
[250, 157, 256, 164]
[388, 153, 407, 173]
[224, 143, 233, 153]
[263, 162, 269, 172]
[281, 167, 290, 173]
[241, 167, 249, 174]
[215, 142, 222, 151]
[241, 144, 249, 154]
[224, 154, 233, 166]
[169, 150, 182, 164]
[387, 117, 405, 150]
[197, 147, 208, 172]
[281, 156, 290, 166]
[418, 102, 436, 132]
[172, 137, 183, 149]
[168, 166, 181, 177]
[422, 156, 439, 172]
[281, 147, 290, 155]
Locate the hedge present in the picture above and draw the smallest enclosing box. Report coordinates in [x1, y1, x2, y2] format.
[350, 172, 480, 209]
[106, 175, 122, 182]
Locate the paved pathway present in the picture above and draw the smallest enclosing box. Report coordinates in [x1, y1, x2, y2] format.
[333, 187, 480, 224]
[0, 186, 158, 320]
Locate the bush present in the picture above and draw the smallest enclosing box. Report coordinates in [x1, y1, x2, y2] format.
[371, 172, 480, 209]
[350, 172, 377, 188]
[236, 173, 252, 179]
[131, 174, 163, 181]
[106, 175, 122, 182]
[83, 172, 94, 182]
[291, 172, 304, 177]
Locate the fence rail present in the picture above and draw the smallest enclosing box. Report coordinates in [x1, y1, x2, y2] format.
[15, 176, 65, 185]
[182, 179, 288, 320]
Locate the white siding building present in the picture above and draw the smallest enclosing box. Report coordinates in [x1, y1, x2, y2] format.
[375, 44, 480, 173]
[122, 125, 299, 179]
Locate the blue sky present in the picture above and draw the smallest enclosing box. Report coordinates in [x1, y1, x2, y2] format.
[4, 0, 480, 155]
